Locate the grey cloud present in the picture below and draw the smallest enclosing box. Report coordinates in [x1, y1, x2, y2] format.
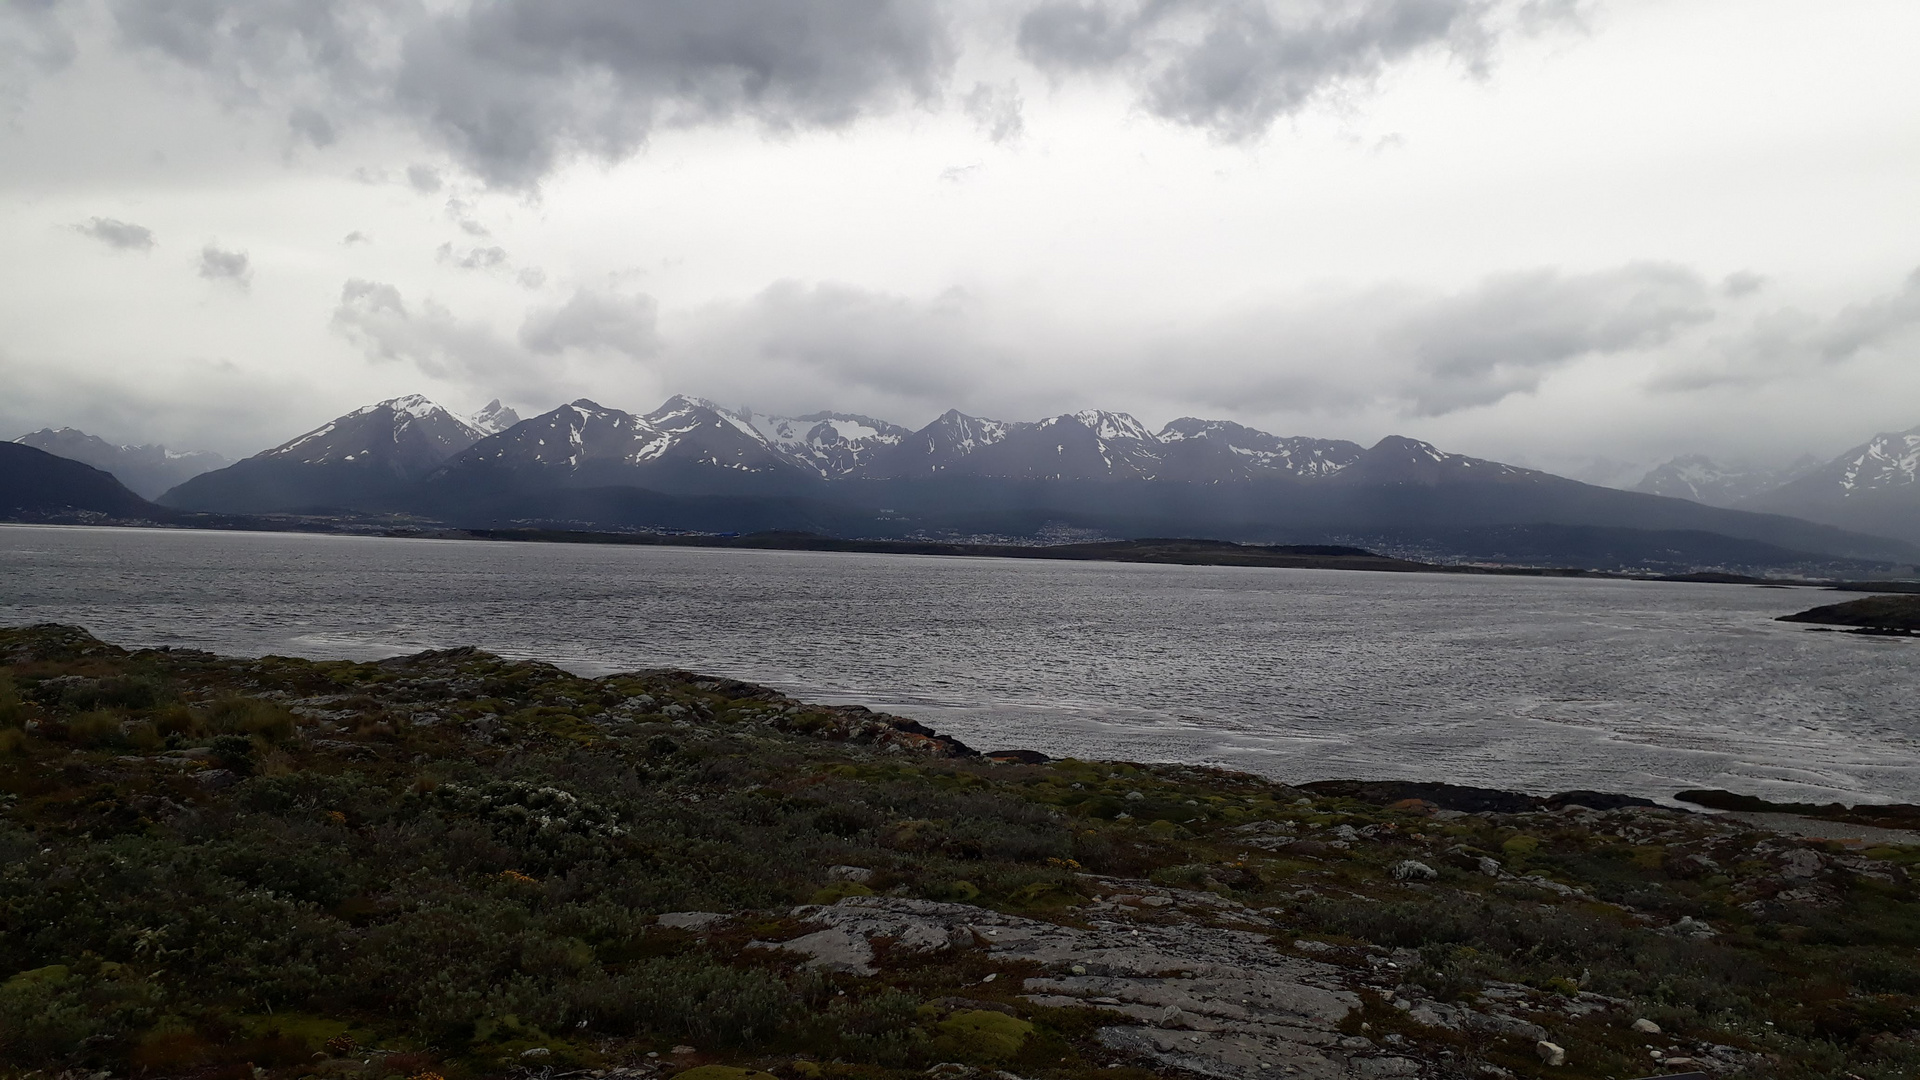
[1144, 263, 1715, 417]
[331, 277, 532, 386]
[342, 230, 369, 245]
[672, 281, 989, 406]
[520, 289, 661, 359]
[1722, 271, 1766, 297]
[288, 105, 336, 146]
[0, 0, 77, 114]
[1018, 0, 1559, 141]
[407, 163, 442, 193]
[75, 217, 156, 251]
[436, 242, 509, 271]
[1815, 267, 1920, 364]
[1651, 268, 1920, 393]
[197, 244, 251, 288]
[963, 81, 1025, 143]
[111, 0, 955, 188]
[516, 267, 547, 290]
[1394, 263, 1713, 414]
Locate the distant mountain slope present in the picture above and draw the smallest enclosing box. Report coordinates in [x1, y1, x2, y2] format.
[1741, 424, 1920, 543]
[159, 395, 484, 513]
[14, 428, 227, 499]
[0, 442, 163, 520]
[1634, 454, 1817, 507]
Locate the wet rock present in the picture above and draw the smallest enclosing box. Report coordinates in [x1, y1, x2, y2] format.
[1631, 1018, 1662, 1034]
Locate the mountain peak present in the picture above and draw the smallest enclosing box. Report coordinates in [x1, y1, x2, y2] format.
[472, 399, 521, 434]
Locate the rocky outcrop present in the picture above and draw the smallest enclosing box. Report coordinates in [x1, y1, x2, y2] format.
[755, 894, 1402, 1079]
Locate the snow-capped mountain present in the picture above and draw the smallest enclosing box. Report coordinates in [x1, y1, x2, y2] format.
[864, 409, 1168, 480]
[258, 395, 484, 478]
[1742, 424, 1920, 543]
[428, 396, 816, 496]
[1816, 425, 1920, 495]
[741, 409, 912, 479]
[470, 399, 521, 435]
[158, 395, 485, 512]
[1633, 454, 1817, 507]
[874, 409, 1022, 477]
[1156, 418, 1363, 481]
[147, 393, 1920, 566]
[13, 428, 228, 499]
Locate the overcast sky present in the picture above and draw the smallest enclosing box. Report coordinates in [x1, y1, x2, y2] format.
[2, 0, 1917, 485]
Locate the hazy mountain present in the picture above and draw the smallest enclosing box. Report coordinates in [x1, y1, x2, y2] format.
[159, 395, 485, 513]
[13, 428, 228, 499]
[0, 442, 164, 520]
[1741, 424, 1920, 543]
[470, 399, 521, 435]
[1634, 454, 1818, 507]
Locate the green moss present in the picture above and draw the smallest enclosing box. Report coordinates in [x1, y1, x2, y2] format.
[931, 1010, 1032, 1062]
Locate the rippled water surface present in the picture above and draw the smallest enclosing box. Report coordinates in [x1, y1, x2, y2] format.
[2, 524, 1914, 803]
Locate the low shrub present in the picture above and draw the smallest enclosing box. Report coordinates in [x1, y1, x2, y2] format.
[66, 709, 127, 748]
[205, 697, 298, 740]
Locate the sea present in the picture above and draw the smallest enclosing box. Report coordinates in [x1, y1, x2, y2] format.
[1, 523, 1913, 805]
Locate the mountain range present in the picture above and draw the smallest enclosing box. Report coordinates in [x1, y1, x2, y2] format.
[125, 394, 1917, 574]
[12, 428, 228, 499]
[1637, 425, 1920, 544]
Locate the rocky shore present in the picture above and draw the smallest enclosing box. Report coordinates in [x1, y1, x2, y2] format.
[1, 624, 1916, 1080]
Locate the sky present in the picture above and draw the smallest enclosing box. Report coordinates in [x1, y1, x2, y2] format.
[2, 0, 1918, 486]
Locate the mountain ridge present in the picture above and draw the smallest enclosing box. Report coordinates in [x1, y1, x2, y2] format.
[131, 393, 1920, 571]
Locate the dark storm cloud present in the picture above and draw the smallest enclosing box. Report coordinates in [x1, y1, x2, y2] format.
[74, 217, 156, 251]
[108, 0, 956, 188]
[519, 289, 661, 359]
[1018, 0, 1561, 141]
[197, 244, 251, 288]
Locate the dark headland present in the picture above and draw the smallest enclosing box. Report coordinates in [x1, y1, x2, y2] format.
[1778, 593, 1920, 634]
[2, 625, 1917, 1079]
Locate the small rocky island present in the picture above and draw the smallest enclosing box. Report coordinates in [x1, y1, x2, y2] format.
[1, 625, 1917, 1079]
[1778, 593, 1920, 634]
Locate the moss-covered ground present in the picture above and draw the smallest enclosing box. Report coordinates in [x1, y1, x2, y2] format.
[1, 624, 1915, 1080]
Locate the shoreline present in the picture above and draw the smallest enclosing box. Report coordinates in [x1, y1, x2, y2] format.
[9, 516, 1901, 589]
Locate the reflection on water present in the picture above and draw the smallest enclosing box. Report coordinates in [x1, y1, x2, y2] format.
[1, 523, 1914, 803]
